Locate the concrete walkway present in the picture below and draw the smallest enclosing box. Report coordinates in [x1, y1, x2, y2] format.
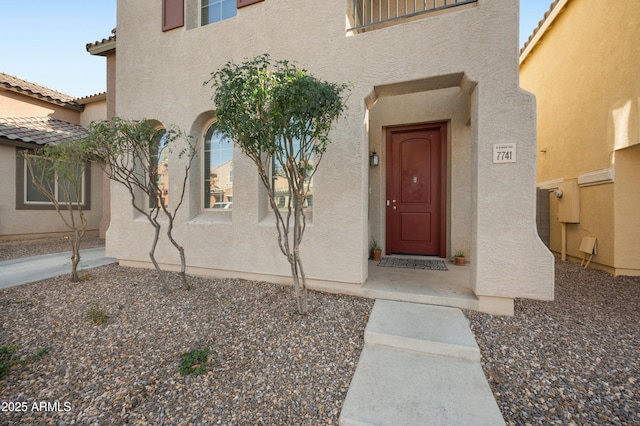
[340, 300, 505, 425]
[0, 247, 117, 289]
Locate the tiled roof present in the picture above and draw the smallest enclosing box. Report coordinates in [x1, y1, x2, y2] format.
[0, 72, 82, 110]
[75, 92, 107, 105]
[0, 117, 89, 146]
[86, 28, 116, 55]
[520, 0, 562, 55]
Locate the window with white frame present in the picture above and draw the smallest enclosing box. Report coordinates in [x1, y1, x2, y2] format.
[24, 157, 85, 205]
[201, 0, 237, 26]
[203, 123, 233, 209]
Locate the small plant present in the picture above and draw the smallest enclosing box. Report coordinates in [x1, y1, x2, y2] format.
[179, 348, 211, 376]
[87, 302, 109, 325]
[454, 249, 465, 258]
[0, 346, 18, 381]
[77, 261, 94, 282]
[370, 239, 383, 261]
[1, 345, 49, 385]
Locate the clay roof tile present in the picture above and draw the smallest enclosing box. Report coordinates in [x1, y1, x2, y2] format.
[0, 117, 89, 147]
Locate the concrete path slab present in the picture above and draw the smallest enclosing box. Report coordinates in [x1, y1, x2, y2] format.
[340, 300, 504, 426]
[365, 300, 480, 361]
[0, 247, 117, 289]
[340, 345, 504, 426]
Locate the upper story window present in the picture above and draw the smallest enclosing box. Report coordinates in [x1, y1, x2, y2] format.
[184, 0, 263, 30]
[203, 124, 233, 209]
[201, 0, 237, 26]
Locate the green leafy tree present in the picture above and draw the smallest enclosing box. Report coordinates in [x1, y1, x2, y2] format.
[23, 140, 91, 282]
[206, 54, 349, 313]
[87, 118, 195, 290]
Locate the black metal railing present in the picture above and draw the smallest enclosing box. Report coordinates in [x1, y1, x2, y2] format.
[349, 0, 477, 31]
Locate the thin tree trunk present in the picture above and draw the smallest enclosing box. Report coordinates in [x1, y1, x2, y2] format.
[148, 219, 169, 291]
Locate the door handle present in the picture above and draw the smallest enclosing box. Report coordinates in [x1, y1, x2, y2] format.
[392, 206, 397, 210]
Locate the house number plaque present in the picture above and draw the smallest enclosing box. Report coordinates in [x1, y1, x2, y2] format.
[493, 143, 516, 163]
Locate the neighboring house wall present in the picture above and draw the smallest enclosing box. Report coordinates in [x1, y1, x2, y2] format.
[78, 96, 107, 128]
[0, 142, 103, 239]
[0, 74, 108, 240]
[0, 89, 81, 124]
[108, 0, 553, 312]
[521, 0, 640, 275]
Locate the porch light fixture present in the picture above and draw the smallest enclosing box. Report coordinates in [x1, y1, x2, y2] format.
[370, 150, 379, 167]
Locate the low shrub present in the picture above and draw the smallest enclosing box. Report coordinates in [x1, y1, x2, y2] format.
[87, 302, 109, 325]
[179, 348, 211, 376]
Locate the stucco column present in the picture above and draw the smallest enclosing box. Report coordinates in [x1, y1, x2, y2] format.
[471, 84, 554, 304]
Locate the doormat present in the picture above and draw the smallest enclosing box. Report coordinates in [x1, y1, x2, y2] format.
[377, 257, 448, 271]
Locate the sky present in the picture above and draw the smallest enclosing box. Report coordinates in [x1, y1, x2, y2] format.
[0, 0, 552, 99]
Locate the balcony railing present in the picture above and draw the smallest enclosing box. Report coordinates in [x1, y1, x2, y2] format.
[349, 0, 477, 31]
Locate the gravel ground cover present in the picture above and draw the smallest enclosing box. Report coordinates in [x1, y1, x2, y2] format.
[0, 264, 373, 425]
[467, 261, 640, 425]
[1, 237, 639, 425]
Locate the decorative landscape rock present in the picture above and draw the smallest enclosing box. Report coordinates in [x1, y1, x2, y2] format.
[0, 238, 638, 424]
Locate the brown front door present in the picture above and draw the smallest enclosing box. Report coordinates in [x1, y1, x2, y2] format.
[385, 123, 446, 257]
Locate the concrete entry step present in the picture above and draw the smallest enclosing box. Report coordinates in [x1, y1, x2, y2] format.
[340, 300, 504, 426]
[365, 300, 481, 362]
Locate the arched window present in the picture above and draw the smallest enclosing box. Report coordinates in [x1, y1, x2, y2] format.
[203, 124, 233, 209]
[271, 138, 313, 210]
[150, 129, 169, 208]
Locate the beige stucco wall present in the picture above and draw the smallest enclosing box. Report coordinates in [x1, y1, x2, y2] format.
[521, 0, 640, 274]
[614, 146, 640, 274]
[110, 0, 552, 300]
[79, 98, 107, 128]
[0, 90, 80, 124]
[0, 144, 104, 239]
[548, 183, 615, 269]
[106, 52, 116, 120]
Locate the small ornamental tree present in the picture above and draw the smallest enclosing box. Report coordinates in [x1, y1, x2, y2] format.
[87, 118, 195, 290]
[23, 140, 91, 282]
[206, 54, 349, 313]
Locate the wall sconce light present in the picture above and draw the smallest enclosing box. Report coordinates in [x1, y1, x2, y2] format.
[370, 150, 379, 167]
[553, 189, 563, 199]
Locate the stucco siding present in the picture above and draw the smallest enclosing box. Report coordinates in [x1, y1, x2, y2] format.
[0, 91, 80, 124]
[79, 99, 107, 128]
[547, 184, 615, 269]
[614, 146, 640, 273]
[109, 0, 553, 299]
[522, 1, 640, 182]
[521, 0, 640, 275]
[0, 144, 17, 235]
[0, 144, 104, 239]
